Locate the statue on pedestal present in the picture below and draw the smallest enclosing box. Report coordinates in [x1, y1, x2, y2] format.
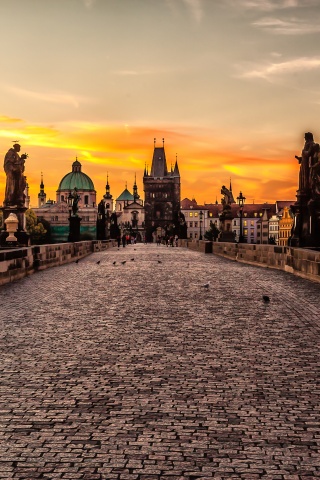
[290, 132, 320, 248]
[3, 143, 28, 207]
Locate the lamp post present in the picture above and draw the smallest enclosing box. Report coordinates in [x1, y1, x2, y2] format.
[236, 191, 246, 243]
[199, 210, 203, 240]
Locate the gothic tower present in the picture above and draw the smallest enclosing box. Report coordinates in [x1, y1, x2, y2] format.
[38, 173, 46, 207]
[143, 138, 181, 241]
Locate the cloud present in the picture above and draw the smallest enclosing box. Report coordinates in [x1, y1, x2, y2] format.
[82, 0, 97, 9]
[228, 0, 318, 12]
[239, 56, 320, 80]
[253, 16, 320, 34]
[0, 115, 23, 123]
[4, 86, 91, 108]
[165, 0, 204, 23]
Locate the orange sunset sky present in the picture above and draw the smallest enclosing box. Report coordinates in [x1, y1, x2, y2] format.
[1, 0, 320, 207]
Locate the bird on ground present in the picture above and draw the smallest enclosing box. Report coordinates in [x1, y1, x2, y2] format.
[113, 261, 117, 265]
[75, 259, 80, 264]
[263, 295, 270, 303]
[96, 260, 101, 265]
[121, 260, 126, 265]
[131, 258, 135, 261]
[202, 281, 210, 289]
[134, 249, 136, 251]
[157, 260, 162, 264]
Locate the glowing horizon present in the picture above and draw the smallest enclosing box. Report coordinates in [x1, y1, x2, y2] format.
[0, 0, 316, 207]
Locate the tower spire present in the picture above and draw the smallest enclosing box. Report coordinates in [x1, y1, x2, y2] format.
[133, 173, 139, 200]
[38, 172, 46, 207]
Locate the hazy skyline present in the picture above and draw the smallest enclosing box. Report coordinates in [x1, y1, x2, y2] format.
[1, 0, 320, 206]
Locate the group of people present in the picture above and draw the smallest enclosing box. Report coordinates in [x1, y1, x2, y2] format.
[116, 234, 137, 248]
[157, 234, 179, 247]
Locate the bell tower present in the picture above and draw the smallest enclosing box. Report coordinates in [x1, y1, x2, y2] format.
[38, 172, 46, 207]
[143, 138, 181, 242]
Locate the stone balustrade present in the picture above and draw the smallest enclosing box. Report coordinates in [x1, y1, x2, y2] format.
[0, 240, 110, 286]
[180, 239, 320, 283]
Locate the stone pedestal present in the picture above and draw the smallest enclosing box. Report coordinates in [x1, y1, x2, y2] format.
[289, 191, 320, 248]
[68, 215, 81, 242]
[0, 205, 30, 247]
[218, 206, 236, 243]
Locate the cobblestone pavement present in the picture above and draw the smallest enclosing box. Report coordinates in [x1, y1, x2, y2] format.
[0, 244, 320, 480]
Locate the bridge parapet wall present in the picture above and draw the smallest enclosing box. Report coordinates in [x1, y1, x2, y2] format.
[182, 240, 320, 283]
[0, 240, 110, 286]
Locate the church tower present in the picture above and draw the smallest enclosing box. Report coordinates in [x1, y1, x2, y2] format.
[103, 173, 113, 213]
[143, 138, 181, 241]
[38, 173, 46, 207]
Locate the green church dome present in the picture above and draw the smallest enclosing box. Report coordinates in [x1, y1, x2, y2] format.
[58, 159, 95, 191]
[116, 188, 134, 201]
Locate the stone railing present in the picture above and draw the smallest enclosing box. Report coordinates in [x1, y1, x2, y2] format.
[0, 240, 111, 286]
[180, 240, 320, 283]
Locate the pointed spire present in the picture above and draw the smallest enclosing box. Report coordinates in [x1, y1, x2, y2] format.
[38, 171, 46, 207]
[133, 173, 139, 200]
[154, 138, 156, 147]
[229, 177, 232, 192]
[162, 138, 165, 147]
[144, 162, 147, 176]
[105, 173, 110, 193]
[104, 173, 112, 200]
[173, 154, 180, 176]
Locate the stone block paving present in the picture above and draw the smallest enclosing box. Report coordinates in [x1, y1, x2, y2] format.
[0, 244, 319, 479]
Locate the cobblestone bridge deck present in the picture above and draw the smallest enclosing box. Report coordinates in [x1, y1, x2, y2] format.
[0, 244, 319, 479]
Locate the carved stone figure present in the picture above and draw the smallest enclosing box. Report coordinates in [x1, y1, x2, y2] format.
[71, 188, 80, 216]
[310, 150, 320, 200]
[295, 132, 317, 194]
[221, 185, 234, 205]
[3, 143, 28, 207]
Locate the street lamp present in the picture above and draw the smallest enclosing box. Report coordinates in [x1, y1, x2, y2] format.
[236, 191, 246, 243]
[199, 210, 203, 240]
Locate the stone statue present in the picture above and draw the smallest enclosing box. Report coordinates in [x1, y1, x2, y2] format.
[98, 199, 105, 218]
[3, 143, 28, 207]
[295, 132, 318, 194]
[310, 144, 320, 200]
[221, 185, 234, 205]
[71, 188, 80, 216]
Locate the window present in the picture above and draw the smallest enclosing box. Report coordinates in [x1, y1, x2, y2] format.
[243, 220, 248, 227]
[194, 222, 198, 228]
[194, 212, 198, 217]
[84, 195, 89, 205]
[194, 232, 198, 238]
[244, 228, 248, 235]
[209, 212, 213, 217]
[189, 212, 193, 217]
[189, 222, 193, 227]
[189, 233, 193, 239]
[250, 221, 254, 226]
[61, 195, 64, 202]
[254, 212, 257, 217]
[233, 220, 237, 226]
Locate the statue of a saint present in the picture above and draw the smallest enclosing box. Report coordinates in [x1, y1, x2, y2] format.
[3, 143, 28, 207]
[295, 132, 317, 194]
[71, 188, 80, 216]
[221, 185, 234, 205]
